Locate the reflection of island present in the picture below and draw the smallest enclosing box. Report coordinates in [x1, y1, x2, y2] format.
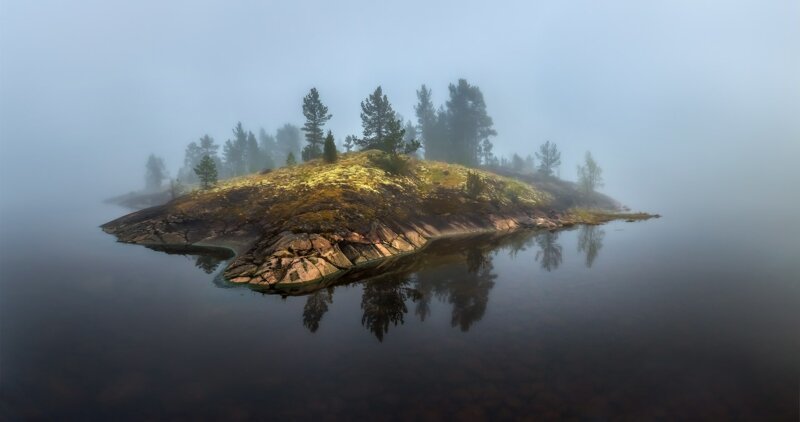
[535, 232, 562, 271]
[293, 235, 502, 341]
[577, 225, 605, 267]
[144, 244, 234, 275]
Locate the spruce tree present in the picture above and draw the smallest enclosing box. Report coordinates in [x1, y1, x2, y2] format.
[301, 88, 332, 161]
[194, 155, 218, 190]
[323, 130, 338, 163]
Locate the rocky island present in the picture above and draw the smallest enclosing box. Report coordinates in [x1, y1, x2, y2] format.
[102, 151, 655, 293]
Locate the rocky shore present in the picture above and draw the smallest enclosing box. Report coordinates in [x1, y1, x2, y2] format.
[102, 151, 656, 293]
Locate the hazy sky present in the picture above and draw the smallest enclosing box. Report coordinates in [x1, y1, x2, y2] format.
[1, 0, 798, 217]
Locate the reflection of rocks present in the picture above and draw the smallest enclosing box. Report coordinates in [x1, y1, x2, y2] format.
[535, 232, 562, 272]
[577, 225, 604, 268]
[195, 255, 224, 274]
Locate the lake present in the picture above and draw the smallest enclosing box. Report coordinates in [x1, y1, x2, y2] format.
[1, 201, 798, 420]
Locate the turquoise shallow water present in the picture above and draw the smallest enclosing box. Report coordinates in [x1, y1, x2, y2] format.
[1, 201, 798, 420]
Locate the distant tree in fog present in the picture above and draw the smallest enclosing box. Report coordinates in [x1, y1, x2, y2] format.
[193, 155, 217, 190]
[301, 88, 332, 161]
[180, 135, 220, 184]
[414, 84, 438, 159]
[245, 131, 261, 173]
[479, 138, 495, 166]
[144, 154, 167, 191]
[323, 130, 337, 163]
[536, 140, 561, 177]
[524, 154, 535, 174]
[342, 135, 355, 152]
[577, 151, 603, 194]
[511, 153, 525, 172]
[444, 79, 496, 167]
[403, 120, 417, 149]
[257, 128, 277, 170]
[276, 124, 302, 165]
[285, 151, 297, 166]
[223, 122, 249, 176]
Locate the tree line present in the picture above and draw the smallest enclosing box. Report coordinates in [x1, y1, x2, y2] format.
[144, 78, 604, 195]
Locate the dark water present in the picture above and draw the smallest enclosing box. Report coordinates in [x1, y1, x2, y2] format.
[1, 202, 798, 420]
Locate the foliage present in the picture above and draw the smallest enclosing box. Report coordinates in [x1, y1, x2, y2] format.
[301, 88, 331, 160]
[577, 151, 603, 194]
[193, 154, 218, 189]
[323, 130, 337, 163]
[464, 171, 486, 199]
[536, 140, 561, 177]
[369, 151, 411, 175]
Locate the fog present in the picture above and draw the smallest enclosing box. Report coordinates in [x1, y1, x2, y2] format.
[1, 0, 799, 222]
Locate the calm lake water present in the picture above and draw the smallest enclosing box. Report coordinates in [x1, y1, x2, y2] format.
[1, 200, 798, 420]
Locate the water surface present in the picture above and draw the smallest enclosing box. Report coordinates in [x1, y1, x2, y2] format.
[1, 202, 797, 420]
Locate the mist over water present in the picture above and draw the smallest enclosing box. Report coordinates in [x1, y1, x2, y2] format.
[1, 0, 799, 419]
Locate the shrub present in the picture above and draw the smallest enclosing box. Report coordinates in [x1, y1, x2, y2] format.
[464, 171, 486, 199]
[370, 152, 411, 175]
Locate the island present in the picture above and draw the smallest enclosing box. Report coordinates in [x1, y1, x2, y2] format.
[102, 151, 656, 293]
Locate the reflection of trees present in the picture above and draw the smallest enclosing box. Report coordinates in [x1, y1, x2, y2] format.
[303, 288, 334, 333]
[195, 254, 224, 274]
[535, 232, 562, 272]
[357, 244, 498, 340]
[360, 278, 420, 342]
[577, 225, 605, 268]
[448, 246, 496, 331]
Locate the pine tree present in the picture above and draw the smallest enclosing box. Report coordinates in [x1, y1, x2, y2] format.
[301, 88, 332, 161]
[357, 86, 397, 151]
[323, 130, 338, 163]
[286, 151, 297, 166]
[536, 140, 561, 177]
[194, 155, 218, 189]
[145, 154, 167, 191]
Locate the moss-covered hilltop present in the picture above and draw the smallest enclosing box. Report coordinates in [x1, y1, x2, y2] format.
[102, 151, 656, 293]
